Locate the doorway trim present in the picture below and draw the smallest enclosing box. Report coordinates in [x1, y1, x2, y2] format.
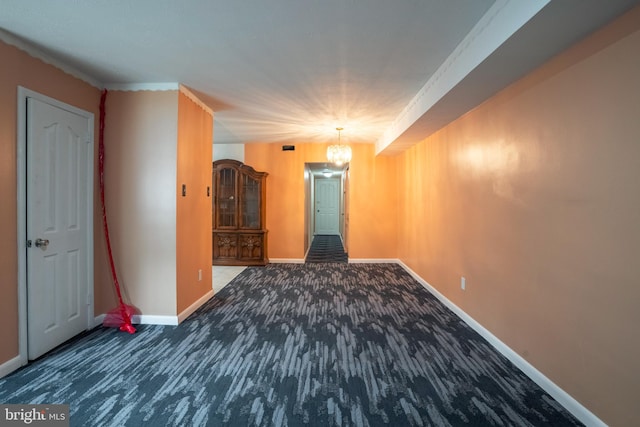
[16, 86, 95, 366]
[304, 162, 349, 258]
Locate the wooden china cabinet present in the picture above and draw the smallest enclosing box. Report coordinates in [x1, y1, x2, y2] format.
[212, 159, 268, 265]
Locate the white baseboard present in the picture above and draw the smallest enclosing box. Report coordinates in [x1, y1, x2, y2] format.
[96, 312, 178, 326]
[131, 314, 179, 326]
[0, 355, 23, 379]
[95, 298, 214, 328]
[178, 290, 214, 324]
[95, 312, 179, 327]
[94, 313, 106, 327]
[396, 261, 606, 427]
[270, 258, 399, 264]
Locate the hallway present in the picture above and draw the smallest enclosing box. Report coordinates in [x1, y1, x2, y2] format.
[305, 235, 348, 263]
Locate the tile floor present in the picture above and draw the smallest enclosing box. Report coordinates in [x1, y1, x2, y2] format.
[212, 266, 247, 293]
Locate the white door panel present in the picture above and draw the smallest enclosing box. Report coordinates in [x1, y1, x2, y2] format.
[315, 178, 340, 235]
[27, 97, 91, 360]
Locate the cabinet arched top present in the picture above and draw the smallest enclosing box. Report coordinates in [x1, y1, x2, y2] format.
[213, 159, 268, 179]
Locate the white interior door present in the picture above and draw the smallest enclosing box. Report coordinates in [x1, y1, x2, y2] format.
[26, 96, 92, 360]
[314, 178, 340, 235]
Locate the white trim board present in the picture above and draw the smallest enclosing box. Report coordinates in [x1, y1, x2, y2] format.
[396, 260, 606, 427]
[178, 290, 214, 324]
[104, 82, 179, 92]
[131, 315, 179, 326]
[94, 312, 180, 327]
[268, 259, 401, 264]
[0, 29, 103, 89]
[0, 29, 187, 95]
[96, 289, 213, 328]
[375, 0, 549, 155]
[120, 288, 214, 326]
[93, 314, 106, 327]
[179, 84, 214, 116]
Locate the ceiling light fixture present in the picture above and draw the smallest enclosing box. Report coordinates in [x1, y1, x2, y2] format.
[322, 170, 333, 178]
[327, 127, 351, 166]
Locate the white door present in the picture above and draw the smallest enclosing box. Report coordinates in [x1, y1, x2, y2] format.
[26, 96, 92, 360]
[314, 178, 340, 235]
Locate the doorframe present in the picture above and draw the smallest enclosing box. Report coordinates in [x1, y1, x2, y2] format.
[16, 86, 95, 365]
[304, 163, 349, 257]
[341, 165, 349, 254]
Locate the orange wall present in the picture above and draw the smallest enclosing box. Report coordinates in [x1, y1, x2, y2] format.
[176, 91, 213, 313]
[245, 143, 396, 259]
[0, 41, 104, 366]
[104, 90, 179, 316]
[348, 145, 397, 259]
[396, 10, 640, 427]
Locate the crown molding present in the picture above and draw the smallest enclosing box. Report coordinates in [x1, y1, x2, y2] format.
[375, 0, 550, 155]
[179, 84, 214, 116]
[0, 28, 103, 89]
[1, 28, 184, 94]
[104, 82, 180, 92]
[1, 29, 184, 94]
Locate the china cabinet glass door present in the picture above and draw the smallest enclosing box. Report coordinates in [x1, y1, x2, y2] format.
[241, 174, 260, 229]
[217, 167, 237, 228]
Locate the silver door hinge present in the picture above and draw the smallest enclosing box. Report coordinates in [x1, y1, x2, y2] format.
[26, 240, 32, 248]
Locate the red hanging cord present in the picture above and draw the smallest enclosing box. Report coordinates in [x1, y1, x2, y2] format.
[99, 89, 137, 334]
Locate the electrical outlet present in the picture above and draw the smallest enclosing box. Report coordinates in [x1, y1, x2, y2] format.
[198, 269, 202, 281]
[461, 276, 466, 290]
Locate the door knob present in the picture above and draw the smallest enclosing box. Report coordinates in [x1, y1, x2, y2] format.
[35, 238, 49, 250]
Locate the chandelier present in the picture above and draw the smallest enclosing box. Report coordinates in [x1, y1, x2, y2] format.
[326, 127, 352, 166]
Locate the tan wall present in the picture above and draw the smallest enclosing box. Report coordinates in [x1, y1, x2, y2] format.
[104, 90, 178, 316]
[348, 144, 397, 259]
[396, 10, 640, 427]
[245, 143, 397, 259]
[0, 41, 104, 366]
[176, 91, 213, 313]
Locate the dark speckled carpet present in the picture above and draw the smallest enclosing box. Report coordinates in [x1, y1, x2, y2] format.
[0, 263, 582, 426]
[305, 235, 348, 263]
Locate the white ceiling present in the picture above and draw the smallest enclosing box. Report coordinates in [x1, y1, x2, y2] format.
[1, 0, 638, 154]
